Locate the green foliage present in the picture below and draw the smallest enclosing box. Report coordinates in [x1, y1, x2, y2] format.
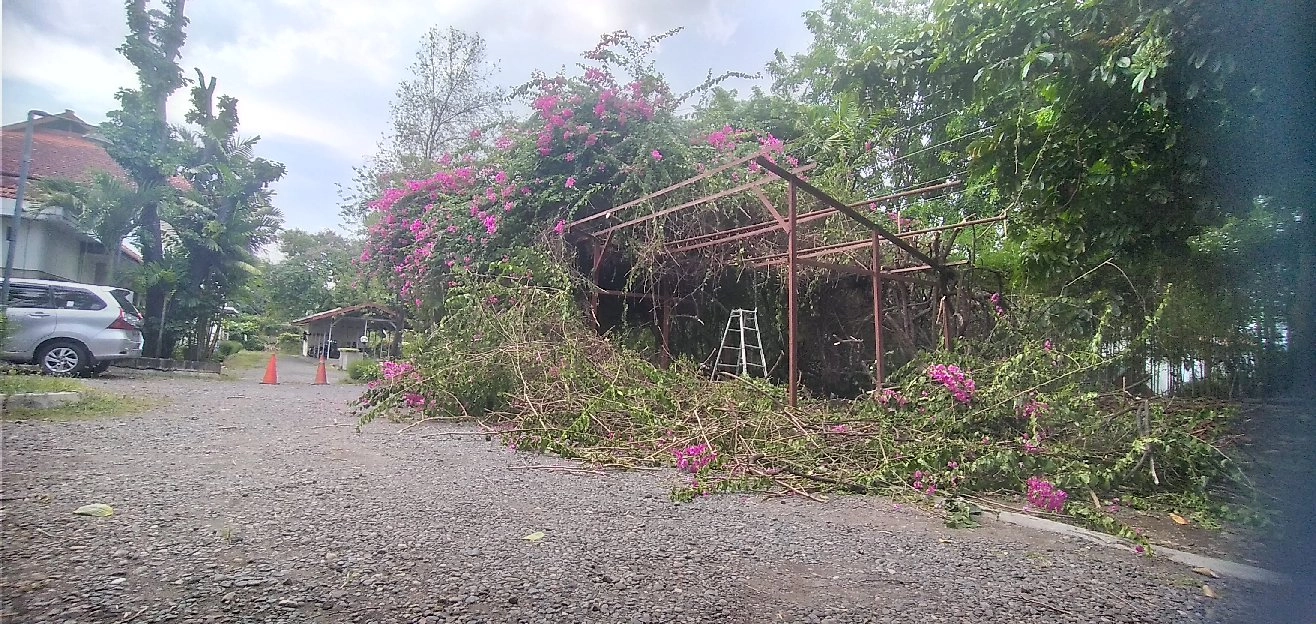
[165, 71, 285, 360]
[356, 257, 1252, 535]
[33, 173, 165, 285]
[221, 313, 283, 351]
[339, 27, 507, 230]
[217, 340, 244, 359]
[0, 372, 84, 395]
[100, 0, 191, 358]
[263, 229, 375, 321]
[276, 332, 303, 355]
[346, 358, 382, 382]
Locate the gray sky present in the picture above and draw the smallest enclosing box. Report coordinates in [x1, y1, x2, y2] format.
[2, 0, 818, 235]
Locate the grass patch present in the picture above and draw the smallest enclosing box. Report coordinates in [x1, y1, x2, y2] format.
[0, 373, 84, 395]
[222, 350, 274, 370]
[217, 350, 278, 378]
[3, 389, 161, 422]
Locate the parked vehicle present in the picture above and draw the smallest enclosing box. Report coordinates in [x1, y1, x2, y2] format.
[1, 278, 144, 375]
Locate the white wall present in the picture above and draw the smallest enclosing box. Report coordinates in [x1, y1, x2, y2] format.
[2, 197, 136, 286]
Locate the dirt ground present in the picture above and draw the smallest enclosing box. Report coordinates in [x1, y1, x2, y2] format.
[0, 366, 1293, 623]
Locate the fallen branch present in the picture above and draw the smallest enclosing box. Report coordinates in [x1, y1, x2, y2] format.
[506, 464, 608, 476]
[777, 478, 828, 503]
[396, 416, 465, 434]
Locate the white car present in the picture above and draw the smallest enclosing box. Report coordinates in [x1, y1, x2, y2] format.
[2, 278, 144, 375]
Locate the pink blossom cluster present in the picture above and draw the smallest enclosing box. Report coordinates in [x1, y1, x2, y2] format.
[927, 364, 976, 403]
[877, 388, 910, 407]
[673, 444, 716, 474]
[705, 125, 745, 152]
[990, 292, 1006, 316]
[381, 360, 415, 381]
[1019, 398, 1048, 419]
[360, 161, 526, 298]
[403, 392, 426, 408]
[911, 470, 937, 496]
[1025, 477, 1068, 513]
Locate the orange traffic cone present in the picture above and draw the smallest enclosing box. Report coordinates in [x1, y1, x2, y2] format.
[313, 357, 328, 385]
[260, 353, 279, 385]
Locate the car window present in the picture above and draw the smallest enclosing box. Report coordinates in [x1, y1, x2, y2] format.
[109, 289, 141, 317]
[6, 284, 51, 309]
[52, 287, 107, 311]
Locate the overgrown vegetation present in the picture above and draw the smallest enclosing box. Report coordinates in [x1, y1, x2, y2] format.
[0, 372, 85, 395]
[1, 371, 158, 421]
[2, 391, 159, 422]
[356, 250, 1255, 540]
[346, 358, 382, 383]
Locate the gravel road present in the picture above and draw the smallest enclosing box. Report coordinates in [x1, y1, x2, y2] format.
[1, 365, 1262, 623]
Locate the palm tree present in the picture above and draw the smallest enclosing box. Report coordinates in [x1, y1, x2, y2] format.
[36, 173, 167, 284]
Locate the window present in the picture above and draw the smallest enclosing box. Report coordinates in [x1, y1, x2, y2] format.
[6, 284, 51, 309]
[52, 287, 107, 311]
[109, 289, 140, 317]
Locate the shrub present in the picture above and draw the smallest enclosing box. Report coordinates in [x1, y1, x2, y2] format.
[276, 332, 302, 355]
[217, 340, 245, 359]
[347, 358, 382, 382]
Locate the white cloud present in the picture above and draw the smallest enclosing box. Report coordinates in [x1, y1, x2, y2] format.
[4, 0, 816, 233]
[1, 23, 133, 119]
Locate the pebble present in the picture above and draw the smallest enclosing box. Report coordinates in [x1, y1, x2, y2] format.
[0, 372, 1250, 623]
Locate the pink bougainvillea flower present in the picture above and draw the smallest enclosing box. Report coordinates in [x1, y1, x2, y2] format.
[565, 176, 577, 189]
[1025, 477, 1068, 512]
[553, 219, 566, 236]
[651, 150, 663, 161]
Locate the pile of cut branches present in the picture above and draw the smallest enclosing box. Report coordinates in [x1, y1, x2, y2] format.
[354, 250, 1254, 538]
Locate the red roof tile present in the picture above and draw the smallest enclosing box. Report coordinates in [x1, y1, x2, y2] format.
[1, 128, 192, 194]
[1, 129, 132, 189]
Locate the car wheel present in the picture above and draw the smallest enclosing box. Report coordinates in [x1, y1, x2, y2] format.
[37, 340, 90, 376]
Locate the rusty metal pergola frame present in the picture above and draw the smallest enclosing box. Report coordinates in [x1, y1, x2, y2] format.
[564, 152, 1005, 410]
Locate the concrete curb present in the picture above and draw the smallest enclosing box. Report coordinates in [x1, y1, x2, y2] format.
[2, 391, 84, 411]
[991, 510, 1285, 584]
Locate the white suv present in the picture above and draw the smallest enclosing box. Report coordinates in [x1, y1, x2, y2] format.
[2, 278, 144, 375]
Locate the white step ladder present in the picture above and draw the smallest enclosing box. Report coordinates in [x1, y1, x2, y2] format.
[711, 308, 769, 379]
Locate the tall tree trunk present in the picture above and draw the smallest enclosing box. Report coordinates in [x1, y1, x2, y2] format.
[140, 200, 168, 356]
[1291, 206, 1315, 398]
[107, 238, 120, 286]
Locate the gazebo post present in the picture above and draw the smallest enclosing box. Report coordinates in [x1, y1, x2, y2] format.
[872, 233, 884, 394]
[787, 182, 799, 412]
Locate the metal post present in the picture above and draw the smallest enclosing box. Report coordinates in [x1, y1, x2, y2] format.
[659, 297, 672, 369]
[589, 232, 614, 330]
[787, 183, 799, 411]
[872, 233, 884, 393]
[1, 110, 50, 310]
[940, 279, 953, 351]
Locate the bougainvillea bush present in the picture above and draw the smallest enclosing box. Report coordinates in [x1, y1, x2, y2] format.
[358, 29, 793, 316]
